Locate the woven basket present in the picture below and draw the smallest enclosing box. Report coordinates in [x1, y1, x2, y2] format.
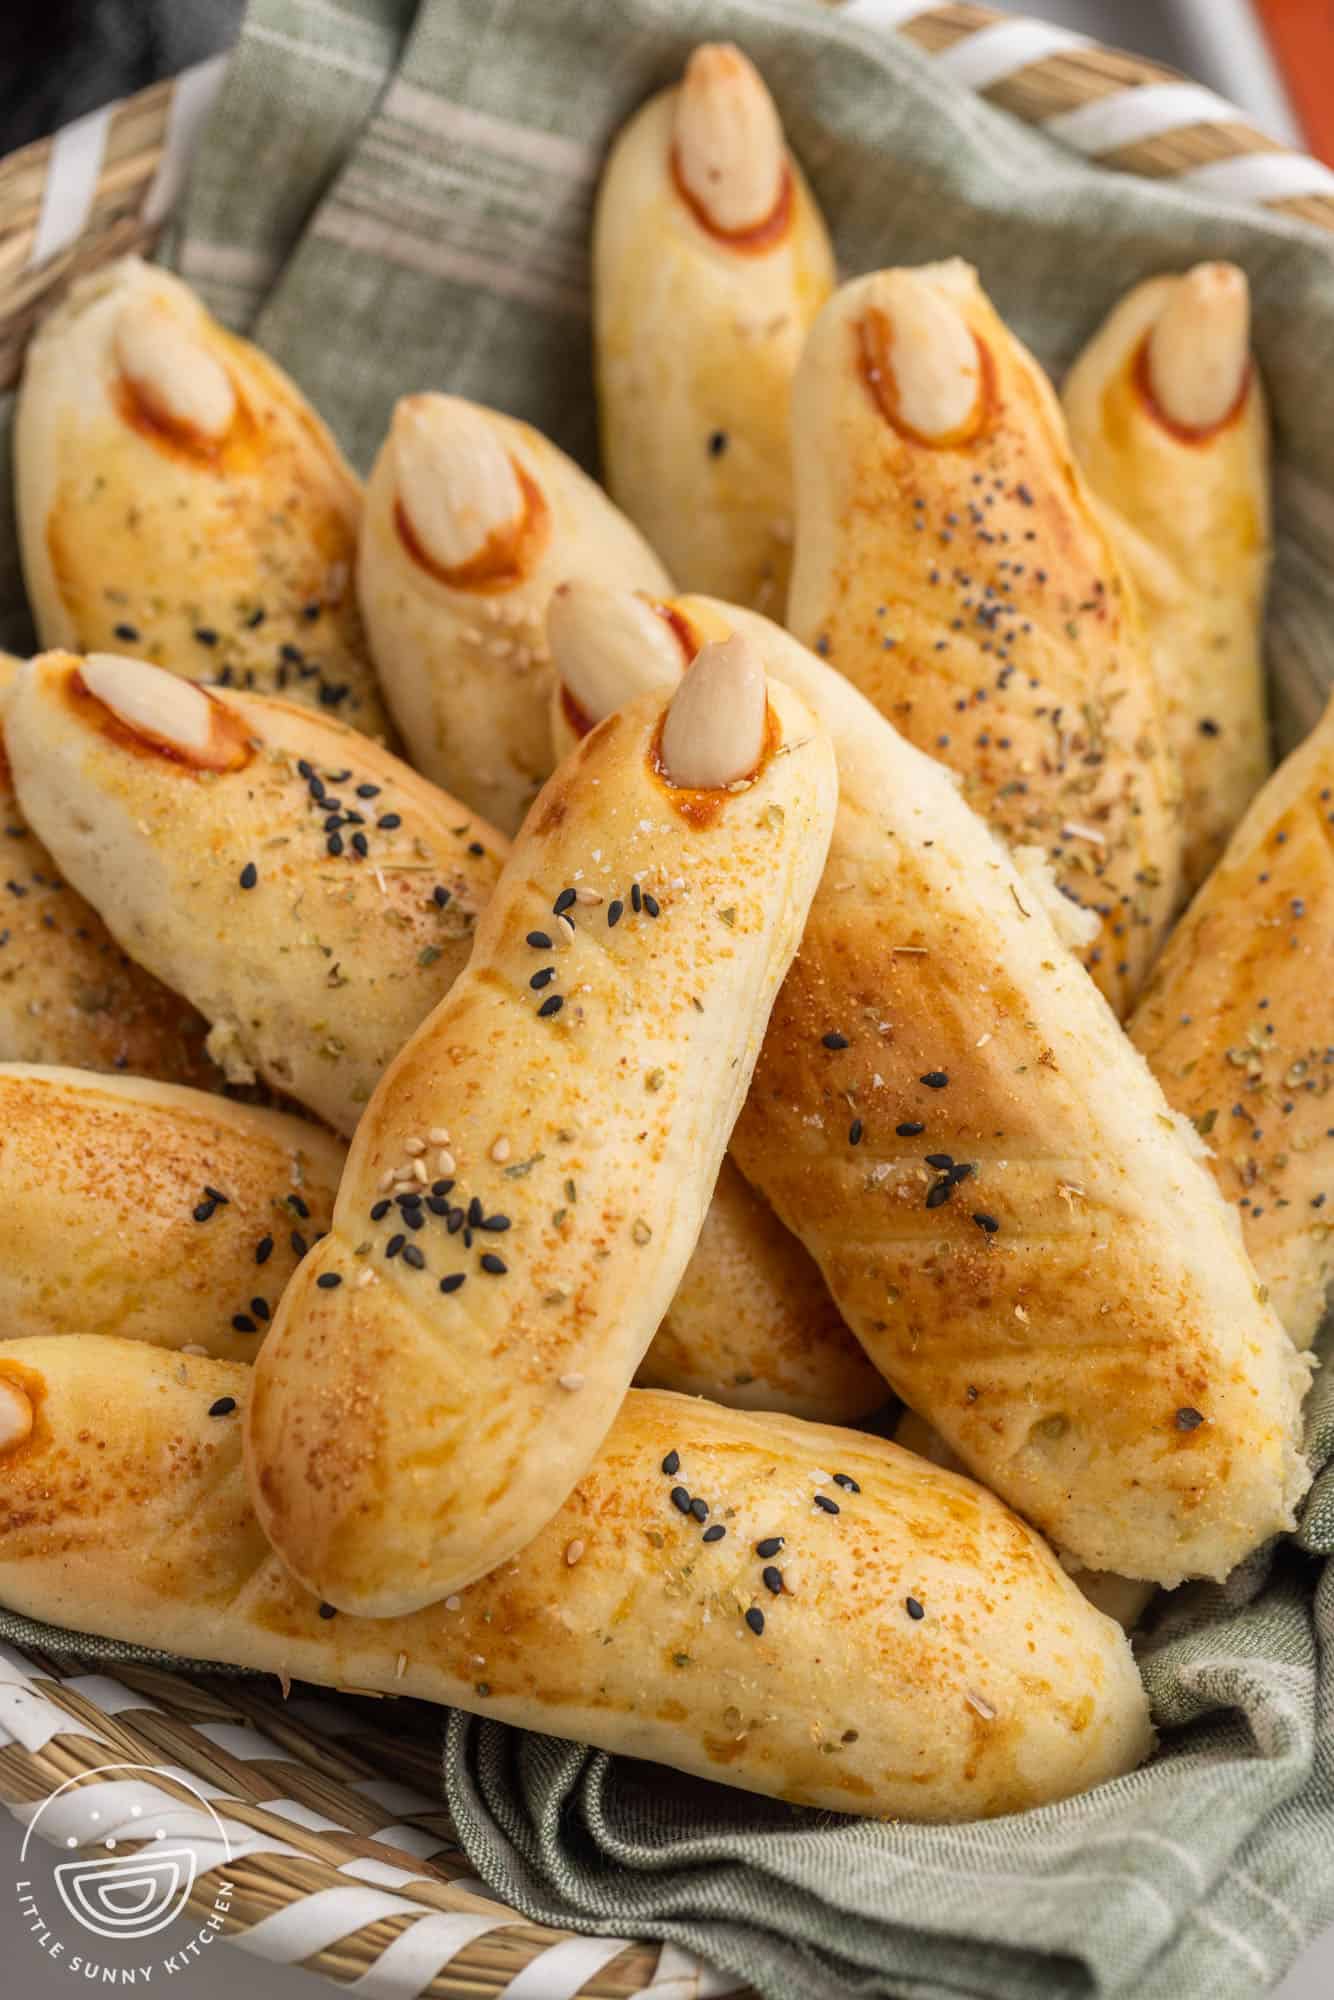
[2, 8, 1333, 1997]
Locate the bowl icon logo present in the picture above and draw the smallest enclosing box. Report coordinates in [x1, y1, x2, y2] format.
[53, 1846, 198, 1940]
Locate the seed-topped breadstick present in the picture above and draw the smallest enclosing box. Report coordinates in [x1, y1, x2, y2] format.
[246, 637, 837, 1613]
[1130, 692, 1334, 1350]
[1063, 263, 1270, 892]
[357, 394, 672, 835]
[15, 258, 389, 736]
[0, 1066, 342, 1362]
[788, 260, 1181, 1018]
[594, 43, 834, 614]
[0, 654, 214, 1081]
[546, 586, 1309, 1587]
[0, 1337, 1153, 1820]
[4, 652, 506, 1135]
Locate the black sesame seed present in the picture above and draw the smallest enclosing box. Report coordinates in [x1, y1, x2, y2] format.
[318, 1602, 337, 1619]
[251, 1298, 271, 1321]
[631, 883, 642, 913]
[921, 1071, 949, 1089]
[480, 1253, 507, 1275]
[897, 1121, 925, 1137]
[208, 1397, 237, 1418]
[447, 1208, 464, 1234]
[246, 607, 266, 628]
[689, 1497, 709, 1522]
[755, 1537, 784, 1558]
[832, 1473, 860, 1492]
[469, 841, 484, 856]
[1176, 1407, 1205, 1431]
[745, 1607, 765, 1636]
[708, 430, 728, 457]
[232, 1315, 257, 1334]
[480, 1214, 511, 1232]
[906, 1596, 925, 1620]
[849, 1119, 864, 1146]
[431, 1179, 454, 1197]
[762, 1566, 783, 1595]
[813, 1493, 840, 1514]
[370, 1200, 391, 1222]
[288, 1194, 310, 1218]
[702, 1524, 726, 1543]
[822, 1032, 849, 1050]
[378, 813, 402, 830]
[925, 1181, 953, 1209]
[194, 627, 218, 646]
[947, 1162, 974, 1185]
[608, 900, 624, 927]
[280, 643, 304, 665]
[662, 1451, 681, 1476]
[239, 862, 258, 890]
[433, 885, 450, 907]
[255, 1235, 274, 1264]
[351, 832, 369, 858]
[439, 1273, 466, 1293]
[113, 622, 140, 642]
[316, 1272, 342, 1289]
[291, 1231, 308, 1255]
[670, 1486, 692, 1514]
[554, 888, 576, 915]
[468, 1197, 483, 1227]
[531, 967, 556, 990]
[527, 931, 553, 949]
[925, 1153, 954, 1170]
[642, 893, 660, 918]
[1198, 718, 1221, 737]
[427, 1196, 449, 1216]
[402, 1244, 426, 1270]
[327, 832, 344, 856]
[538, 994, 563, 1018]
[973, 1212, 1000, 1234]
[386, 1234, 405, 1259]
[357, 783, 380, 799]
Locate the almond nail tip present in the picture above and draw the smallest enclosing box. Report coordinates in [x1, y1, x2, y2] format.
[80, 650, 215, 752]
[392, 393, 527, 575]
[547, 582, 683, 724]
[674, 41, 785, 235]
[660, 631, 766, 789]
[1148, 264, 1250, 432]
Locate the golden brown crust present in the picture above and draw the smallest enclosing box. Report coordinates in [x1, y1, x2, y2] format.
[0, 1337, 1153, 1821]
[0, 1067, 343, 1361]
[637, 1157, 887, 1421]
[1130, 695, 1334, 1348]
[16, 259, 390, 737]
[692, 600, 1307, 1587]
[788, 262, 1181, 1018]
[1063, 273, 1270, 892]
[246, 679, 838, 1614]
[5, 653, 507, 1135]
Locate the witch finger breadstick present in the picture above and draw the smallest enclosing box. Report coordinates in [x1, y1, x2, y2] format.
[788, 260, 1181, 1017]
[547, 585, 1308, 1588]
[0, 1067, 342, 1362]
[357, 394, 672, 835]
[594, 43, 835, 614]
[4, 652, 505, 1135]
[1130, 691, 1334, 1350]
[0, 1338, 1152, 1820]
[16, 258, 390, 736]
[246, 637, 837, 1614]
[1063, 263, 1270, 892]
[0, 655, 213, 1082]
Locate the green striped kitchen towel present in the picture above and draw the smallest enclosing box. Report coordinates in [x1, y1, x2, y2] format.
[5, 2, 1334, 1996]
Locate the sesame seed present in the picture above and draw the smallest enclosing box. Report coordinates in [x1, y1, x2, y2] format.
[755, 1536, 784, 1558]
[708, 430, 728, 457]
[357, 784, 380, 799]
[608, 900, 624, 927]
[661, 1450, 680, 1475]
[813, 1493, 840, 1514]
[208, 1397, 237, 1418]
[925, 1182, 953, 1209]
[538, 994, 563, 1018]
[402, 1244, 426, 1270]
[378, 813, 402, 831]
[113, 622, 140, 642]
[255, 1236, 273, 1264]
[194, 627, 218, 646]
[251, 1298, 270, 1321]
[318, 1602, 337, 1619]
[554, 888, 576, 915]
[231, 1315, 257, 1334]
[1175, 1407, 1204, 1431]
[702, 1524, 726, 1543]
[527, 931, 553, 949]
[491, 1137, 511, 1164]
[921, 1071, 949, 1089]
[480, 1253, 507, 1274]
[429, 1128, 450, 1145]
[670, 1486, 692, 1514]
[239, 862, 258, 890]
[565, 1540, 586, 1566]
[316, 1272, 342, 1289]
[439, 1273, 465, 1293]
[906, 1597, 925, 1620]
[822, 1031, 849, 1050]
[762, 1566, 783, 1594]
[689, 1497, 709, 1522]
[559, 1372, 584, 1391]
[973, 1213, 1000, 1234]
[371, 1199, 391, 1221]
[925, 1153, 954, 1170]
[575, 886, 602, 905]
[193, 1201, 216, 1223]
[386, 1234, 405, 1259]
[643, 893, 660, 917]
[849, 1119, 864, 1146]
[745, 1608, 765, 1636]
[897, 1121, 924, 1137]
[288, 1194, 310, 1218]
[832, 1473, 860, 1492]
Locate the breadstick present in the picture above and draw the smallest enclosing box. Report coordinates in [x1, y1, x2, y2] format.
[546, 586, 1309, 1585]
[246, 637, 837, 1613]
[15, 258, 389, 736]
[594, 44, 834, 614]
[4, 652, 505, 1135]
[0, 1066, 342, 1362]
[1063, 263, 1270, 891]
[0, 1337, 1153, 1821]
[1130, 692, 1334, 1349]
[0, 655, 214, 1082]
[788, 260, 1181, 1017]
[357, 394, 671, 834]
